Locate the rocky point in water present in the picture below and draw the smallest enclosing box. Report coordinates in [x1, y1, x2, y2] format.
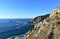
[25, 7, 60, 39]
[28, 14, 50, 24]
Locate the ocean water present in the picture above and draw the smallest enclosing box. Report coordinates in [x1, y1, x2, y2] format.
[0, 19, 34, 39]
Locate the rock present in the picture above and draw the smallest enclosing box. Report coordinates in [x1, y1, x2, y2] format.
[28, 14, 50, 24]
[26, 7, 60, 39]
[50, 7, 60, 18]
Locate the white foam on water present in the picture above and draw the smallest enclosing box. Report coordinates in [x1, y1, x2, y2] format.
[7, 34, 26, 39]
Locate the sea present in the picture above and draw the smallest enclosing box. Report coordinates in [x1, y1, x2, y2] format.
[0, 18, 34, 39]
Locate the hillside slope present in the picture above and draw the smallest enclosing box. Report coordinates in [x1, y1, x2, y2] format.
[26, 7, 60, 39]
[28, 14, 50, 24]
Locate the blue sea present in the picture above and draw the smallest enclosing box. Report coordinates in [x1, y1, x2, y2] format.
[0, 19, 34, 39]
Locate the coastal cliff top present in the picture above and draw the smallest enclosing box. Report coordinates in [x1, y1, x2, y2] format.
[26, 7, 60, 39]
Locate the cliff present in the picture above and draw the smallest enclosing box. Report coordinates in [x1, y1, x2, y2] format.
[26, 7, 60, 39]
[28, 14, 50, 24]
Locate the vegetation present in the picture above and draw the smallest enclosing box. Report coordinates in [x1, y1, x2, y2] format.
[26, 7, 60, 39]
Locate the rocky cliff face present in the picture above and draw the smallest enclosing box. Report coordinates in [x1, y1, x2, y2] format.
[26, 7, 60, 39]
[28, 14, 50, 24]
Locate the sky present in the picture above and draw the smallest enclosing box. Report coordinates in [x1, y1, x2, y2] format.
[0, 0, 60, 18]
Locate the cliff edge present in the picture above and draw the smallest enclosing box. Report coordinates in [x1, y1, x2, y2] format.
[26, 7, 60, 39]
[28, 14, 50, 24]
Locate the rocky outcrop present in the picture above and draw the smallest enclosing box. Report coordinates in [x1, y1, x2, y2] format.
[28, 14, 50, 24]
[26, 7, 60, 39]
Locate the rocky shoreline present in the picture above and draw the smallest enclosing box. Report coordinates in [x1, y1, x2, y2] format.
[26, 7, 60, 39]
[28, 14, 50, 24]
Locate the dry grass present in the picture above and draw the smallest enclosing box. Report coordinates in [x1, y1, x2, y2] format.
[26, 11, 60, 39]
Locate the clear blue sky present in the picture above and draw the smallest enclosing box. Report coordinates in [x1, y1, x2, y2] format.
[0, 0, 60, 18]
